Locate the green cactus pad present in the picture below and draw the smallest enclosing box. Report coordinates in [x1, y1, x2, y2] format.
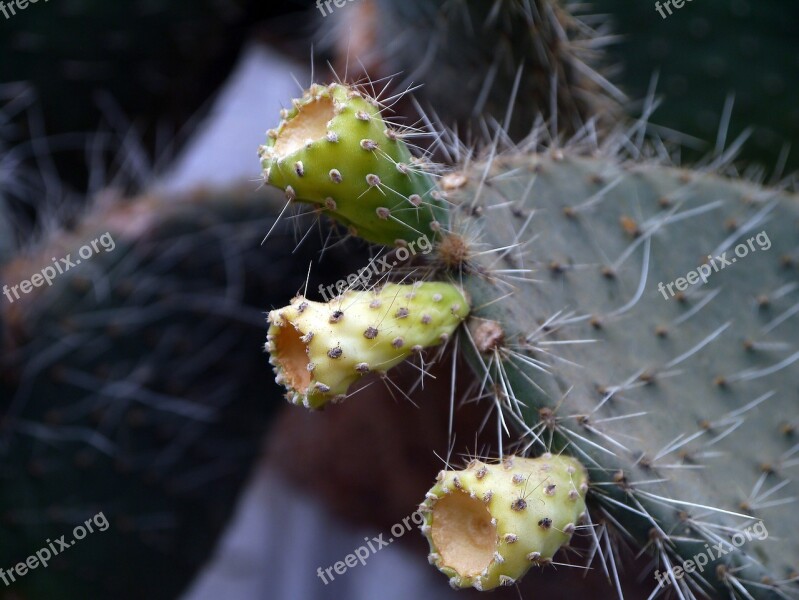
[420, 454, 588, 590]
[448, 151, 799, 598]
[258, 82, 448, 247]
[266, 282, 469, 409]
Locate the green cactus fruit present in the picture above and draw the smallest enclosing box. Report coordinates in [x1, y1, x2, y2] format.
[266, 281, 469, 409]
[258, 82, 448, 247]
[420, 453, 588, 591]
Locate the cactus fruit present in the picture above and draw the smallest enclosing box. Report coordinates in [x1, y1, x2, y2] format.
[258, 82, 448, 247]
[266, 282, 469, 409]
[420, 453, 588, 591]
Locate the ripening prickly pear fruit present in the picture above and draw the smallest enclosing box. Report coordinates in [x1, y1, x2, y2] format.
[420, 454, 588, 591]
[258, 82, 448, 247]
[266, 282, 469, 409]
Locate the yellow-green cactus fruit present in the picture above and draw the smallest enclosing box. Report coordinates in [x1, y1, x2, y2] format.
[258, 82, 447, 247]
[420, 454, 588, 590]
[266, 282, 469, 409]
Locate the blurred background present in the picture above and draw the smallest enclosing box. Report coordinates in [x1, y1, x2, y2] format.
[0, 1, 797, 598]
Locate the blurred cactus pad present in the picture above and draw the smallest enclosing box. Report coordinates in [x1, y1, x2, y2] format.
[332, 0, 799, 170]
[0, 185, 360, 598]
[594, 0, 799, 171]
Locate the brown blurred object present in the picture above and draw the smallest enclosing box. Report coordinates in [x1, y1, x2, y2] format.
[332, 0, 380, 78]
[267, 350, 486, 529]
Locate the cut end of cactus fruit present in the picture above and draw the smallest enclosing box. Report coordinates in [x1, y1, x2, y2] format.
[272, 95, 335, 158]
[431, 492, 497, 578]
[270, 321, 312, 392]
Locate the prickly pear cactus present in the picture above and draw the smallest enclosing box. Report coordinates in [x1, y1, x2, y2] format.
[258, 82, 447, 247]
[267, 281, 468, 409]
[327, 0, 623, 139]
[444, 149, 799, 599]
[260, 77, 799, 598]
[421, 453, 588, 591]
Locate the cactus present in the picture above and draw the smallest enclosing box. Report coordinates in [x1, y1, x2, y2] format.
[440, 150, 799, 598]
[258, 82, 447, 247]
[325, 0, 623, 140]
[260, 75, 799, 597]
[267, 281, 469, 409]
[420, 453, 588, 591]
[7, 0, 791, 597]
[0, 184, 361, 599]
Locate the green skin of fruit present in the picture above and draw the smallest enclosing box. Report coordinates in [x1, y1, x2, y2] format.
[258, 82, 447, 247]
[266, 282, 469, 409]
[420, 454, 588, 591]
